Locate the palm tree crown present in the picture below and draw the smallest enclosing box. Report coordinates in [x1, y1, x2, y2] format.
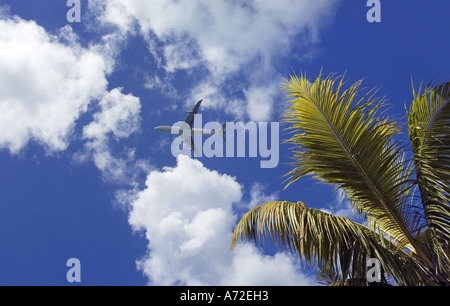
[231, 72, 450, 286]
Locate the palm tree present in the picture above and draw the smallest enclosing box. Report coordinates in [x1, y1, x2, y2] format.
[231, 72, 450, 286]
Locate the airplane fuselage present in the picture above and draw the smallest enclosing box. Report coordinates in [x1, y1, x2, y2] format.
[154, 100, 225, 154]
[155, 126, 217, 136]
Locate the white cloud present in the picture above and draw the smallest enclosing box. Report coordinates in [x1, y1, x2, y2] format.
[77, 143, 151, 184]
[244, 84, 279, 122]
[246, 182, 279, 209]
[221, 244, 313, 286]
[91, 0, 341, 120]
[320, 188, 359, 220]
[129, 0, 338, 75]
[0, 15, 108, 153]
[144, 73, 178, 98]
[0, 9, 150, 195]
[79, 88, 151, 183]
[129, 155, 314, 285]
[83, 88, 141, 141]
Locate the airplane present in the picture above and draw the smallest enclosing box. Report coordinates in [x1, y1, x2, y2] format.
[154, 99, 226, 155]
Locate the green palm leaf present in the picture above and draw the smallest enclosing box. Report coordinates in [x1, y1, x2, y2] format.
[407, 81, 450, 273]
[408, 82, 450, 233]
[231, 201, 431, 285]
[282, 73, 422, 254]
[230, 72, 450, 285]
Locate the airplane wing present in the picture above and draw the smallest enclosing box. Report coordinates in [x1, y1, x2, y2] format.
[184, 99, 203, 128]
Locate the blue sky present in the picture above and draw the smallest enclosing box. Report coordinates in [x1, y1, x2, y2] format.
[0, 0, 448, 286]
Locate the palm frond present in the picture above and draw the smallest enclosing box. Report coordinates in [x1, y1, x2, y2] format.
[231, 201, 432, 285]
[407, 81, 450, 279]
[407, 81, 450, 242]
[282, 73, 419, 253]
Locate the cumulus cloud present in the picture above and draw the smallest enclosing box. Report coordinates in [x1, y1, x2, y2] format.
[79, 88, 151, 183]
[91, 0, 341, 120]
[246, 182, 279, 210]
[129, 155, 314, 286]
[221, 244, 313, 286]
[244, 85, 279, 122]
[0, 15, 108, 153]
[109, 0, 338, 75]
[0, 11, 147, 181]
[83, 88, 141, 141]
